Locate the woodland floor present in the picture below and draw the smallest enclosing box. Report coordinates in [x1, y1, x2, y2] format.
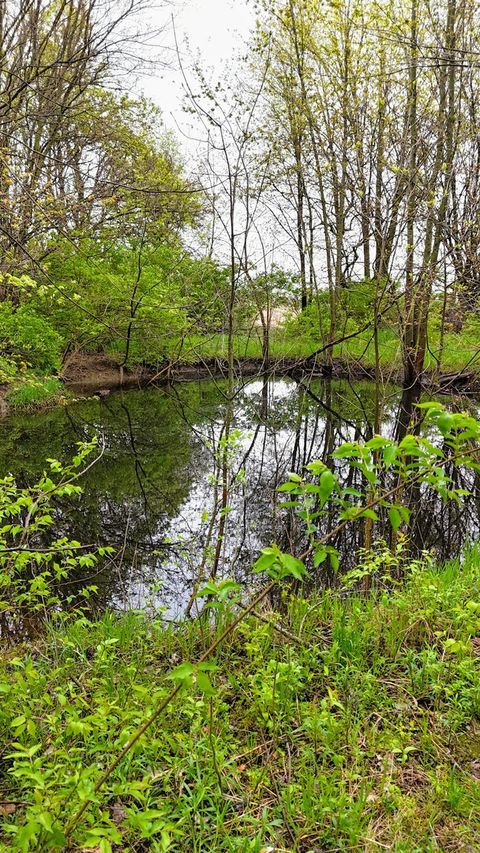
[1, 550, 480, 850]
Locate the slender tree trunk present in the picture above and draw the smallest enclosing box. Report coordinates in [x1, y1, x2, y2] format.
[403, 0, 418, 386]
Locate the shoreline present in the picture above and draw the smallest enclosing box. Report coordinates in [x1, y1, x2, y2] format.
[2, 351, 480, 415]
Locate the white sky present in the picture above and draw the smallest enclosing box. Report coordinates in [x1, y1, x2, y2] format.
[139, 0, 254, 136]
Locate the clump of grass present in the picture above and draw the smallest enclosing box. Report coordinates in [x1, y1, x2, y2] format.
[1, 549, 480, 850]
[5, 376, 64, 409]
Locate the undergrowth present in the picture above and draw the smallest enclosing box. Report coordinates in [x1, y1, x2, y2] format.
[4, 378, 64, 410]
[169, 329, 479, 376]
[1, 552, 480, 851]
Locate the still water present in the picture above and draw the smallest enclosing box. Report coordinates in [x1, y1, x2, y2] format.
[2, 377, 479, 618]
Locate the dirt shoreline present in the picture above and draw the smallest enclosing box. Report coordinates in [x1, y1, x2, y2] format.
[62, 352, 480, 395]
[61, 351, 387, 394]
[2, 352, 479, 415]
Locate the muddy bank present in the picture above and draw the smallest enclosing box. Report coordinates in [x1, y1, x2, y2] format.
[62, 352, 480, 396]
[62, 352, 384, 395]
[61, 352, 146, 389]
[1, 352, 478, 417]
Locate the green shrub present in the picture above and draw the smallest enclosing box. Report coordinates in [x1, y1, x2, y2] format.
[5, 377, 63, 408]
[0, 354, 17, 383]
[0, 303, 63, 374]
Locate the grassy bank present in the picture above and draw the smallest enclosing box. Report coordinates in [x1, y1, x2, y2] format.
[178, 327, 480, 375]
[1, 550, 480, 851]
[3, 377, 67, 411]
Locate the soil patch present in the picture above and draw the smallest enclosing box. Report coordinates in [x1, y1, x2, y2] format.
[61, 352, 146, 391]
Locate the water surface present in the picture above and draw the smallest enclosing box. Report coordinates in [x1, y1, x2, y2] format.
[2, 377, 479, 617]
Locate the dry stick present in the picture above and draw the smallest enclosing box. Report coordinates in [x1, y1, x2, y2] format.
[0, 544, 97, 554]
[208, 696, 224, 792]
[63, 578, 277, 839]
[239, 604, 303, 646]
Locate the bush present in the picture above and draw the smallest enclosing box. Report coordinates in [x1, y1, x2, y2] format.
[285, 280, 398, 342]
[0, 440, 107, 633]
[5, 377, 63, 408]
[0, 303, 63, 374]
[0, 354, 17, 383]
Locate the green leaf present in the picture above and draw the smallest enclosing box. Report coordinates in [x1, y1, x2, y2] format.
[313, 546, 327, 567]
[279, 553, 307, 580]
[333, 442, 360, 458]
[329, 550, 339, 571]
[254, 547, 280, 573]
[416, 401, 441, 410]
[306, 460, 326, 475]
[169, 662, 194, 683]
[197, 582, 218, 597]
[38, 812, 53, 833]
[366, 435, 389, 450]
[318, 470, 336, 503]
[360, 509, 379, 521]
[437, 412, 454, 435]
[383, 445, 397, 468]
[277, 482, 301, 493]
[388, 507, 402, 531]
[197, 671, 215, 695]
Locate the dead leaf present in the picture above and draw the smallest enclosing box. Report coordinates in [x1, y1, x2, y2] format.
[111, 800, 126, 825]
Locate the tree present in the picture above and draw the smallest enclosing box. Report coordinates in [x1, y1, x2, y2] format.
[253, 0, 473, 383]
[0, 0, 185, 287]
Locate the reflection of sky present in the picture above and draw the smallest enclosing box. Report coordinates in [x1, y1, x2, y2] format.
[138, 379, 301, 616]
[121, 378, 397, 617]
[120, 381, 480, 617]
[4, 378, 479, 620]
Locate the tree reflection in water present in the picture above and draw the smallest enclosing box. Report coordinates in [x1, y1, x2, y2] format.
[1, 377, 479, 618]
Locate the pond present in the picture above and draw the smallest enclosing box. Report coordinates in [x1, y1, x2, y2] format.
[2, 377, 480, 619]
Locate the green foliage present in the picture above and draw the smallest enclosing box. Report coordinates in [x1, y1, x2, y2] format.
[0, 299, 63, 374]
[0, 354, 17, 383]
[236, 268, 298, 327]
[1, 403, 480, 848]
[338, 278, 397, 327]
[73, 89, 200, 243]
[5, 378, 63, 409]
[42, 240, 229, 364]
[276, 401, 480, 576]
[0, 439, 109, 629]
[285, 280, 397, 344]
[1, 552, 479, 850]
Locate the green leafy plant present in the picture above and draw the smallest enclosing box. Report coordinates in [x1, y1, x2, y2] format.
[2, 402, 480, 850]
[0, 438, 111, 634]
[0, 297, 63, 374]
[274, 402, 480, 579]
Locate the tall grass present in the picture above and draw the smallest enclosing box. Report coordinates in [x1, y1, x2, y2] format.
[177, 326, 479, 376]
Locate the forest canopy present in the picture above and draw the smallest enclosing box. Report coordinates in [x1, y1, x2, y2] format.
[1, 0, 480, 391]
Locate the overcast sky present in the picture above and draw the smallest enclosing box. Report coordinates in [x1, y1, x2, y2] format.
[139, 0, 254, 136]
